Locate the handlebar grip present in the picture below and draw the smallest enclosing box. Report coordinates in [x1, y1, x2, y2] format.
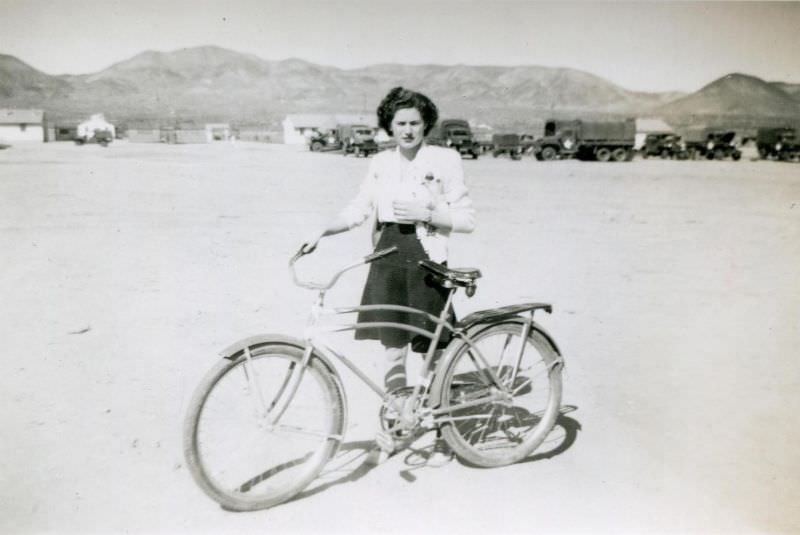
[364, 246, 398, 263]
[290, 243, 316, 265]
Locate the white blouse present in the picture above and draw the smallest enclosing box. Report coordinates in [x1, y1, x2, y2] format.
[338, 144, 475, 262]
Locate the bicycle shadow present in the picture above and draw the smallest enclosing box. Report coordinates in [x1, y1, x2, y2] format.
[284, 440, 383, 504]
[227, 406, 581, 511]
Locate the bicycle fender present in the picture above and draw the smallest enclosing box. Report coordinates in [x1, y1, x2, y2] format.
[219, 333, 342, 377]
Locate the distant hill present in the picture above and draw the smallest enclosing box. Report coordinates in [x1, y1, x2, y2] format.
[2, 46, 798, 128]
[0, 54, 71, 99]
[660, 73, 800, 118]
[770, 81, 800, 100]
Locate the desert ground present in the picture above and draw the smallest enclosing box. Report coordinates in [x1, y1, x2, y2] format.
[1, 140, 798, 534]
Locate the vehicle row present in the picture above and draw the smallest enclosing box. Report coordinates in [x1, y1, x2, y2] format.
[307, 120, 800, 163]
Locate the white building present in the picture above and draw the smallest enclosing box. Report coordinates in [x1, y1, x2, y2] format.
[0, 109, 46, 142]
[635, 117, 674, 150]
[282, 114, 378, 145]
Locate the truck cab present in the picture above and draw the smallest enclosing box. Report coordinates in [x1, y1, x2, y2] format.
[642, 133, 686, 159]
[756, 127, 799, 161]
[426, 119, 480, 159]
[337, 124, 378, 157]
[683, 129, 741, 160]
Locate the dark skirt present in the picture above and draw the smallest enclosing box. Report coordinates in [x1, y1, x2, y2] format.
[355, 223, 455, 352]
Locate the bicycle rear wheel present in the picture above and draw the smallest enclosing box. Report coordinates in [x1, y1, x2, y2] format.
[436, 321, 562, 468]
[184, 343, 345, 511]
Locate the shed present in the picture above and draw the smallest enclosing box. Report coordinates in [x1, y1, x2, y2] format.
[635, 117, 674, 149]
[282, 114, 378, 145]
[0, 109, 47, 142]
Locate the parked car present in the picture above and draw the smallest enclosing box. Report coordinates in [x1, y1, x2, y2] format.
[756, 127, 799, 162]
[426, 119, 480, 159]
[491, 134, 523, 160]
[641, 133, 687, 159]
[683, 129, 741, 160]
[308, 129, 341, 152]
[533, 118, 635, 161]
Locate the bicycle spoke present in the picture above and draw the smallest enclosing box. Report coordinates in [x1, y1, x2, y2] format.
[438, 323, 562, 467]
[269, 424, 343, 441]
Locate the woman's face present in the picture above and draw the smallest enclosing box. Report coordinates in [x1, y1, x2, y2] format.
[391, 107, 425, 151]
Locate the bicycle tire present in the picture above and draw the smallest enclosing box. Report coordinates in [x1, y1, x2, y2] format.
[435, 321, 562, 468]
[183, 342, 345, 511]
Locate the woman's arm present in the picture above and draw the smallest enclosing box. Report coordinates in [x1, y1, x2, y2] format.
[432, 151, 475, 233]
[302, 159, 377, 252]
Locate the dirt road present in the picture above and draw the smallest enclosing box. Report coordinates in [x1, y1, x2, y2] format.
[1, 141, 798, 533]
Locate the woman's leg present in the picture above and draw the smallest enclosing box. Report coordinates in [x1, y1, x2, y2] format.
[384, 345, 408, 391]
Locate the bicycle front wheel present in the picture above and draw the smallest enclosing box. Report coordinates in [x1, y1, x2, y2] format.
[183, 343, 345, 511]
[436, 321, 562, 468]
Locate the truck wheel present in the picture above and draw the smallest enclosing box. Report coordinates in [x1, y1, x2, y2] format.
[596, 147, 611, 162]
[612, 148, 627, 162]
[310, 141, 322, 152]
[731, 151, 741, 161]
[540, 146, 557, 161]
[660, 149, 670, 159]
[713, 148, 725, 160]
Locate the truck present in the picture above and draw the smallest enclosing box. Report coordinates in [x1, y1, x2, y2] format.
[308, 129, 341, 152]
[756, 127, 799, 162]
[641, 133, 687, 159]
[683, 129, 741, 161]
[426, 119, 480, 159]
[491, 133, 523, 160]
[337, 124, 379, 157]
[74, 114, 116, 147]
[533, 118, 635, 161]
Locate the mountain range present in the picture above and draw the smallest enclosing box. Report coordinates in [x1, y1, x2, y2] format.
[1, 45, 798, 129]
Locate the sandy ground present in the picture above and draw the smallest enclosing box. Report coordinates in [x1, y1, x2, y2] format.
[1, 140, 798, 534]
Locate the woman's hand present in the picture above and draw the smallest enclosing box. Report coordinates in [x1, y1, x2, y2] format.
[301, 229, 325, 254]
[392, 199, 432, 224]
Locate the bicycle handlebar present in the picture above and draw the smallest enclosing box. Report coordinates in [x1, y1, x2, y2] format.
[289, 245, 398, 291]
[363, 246, 398, 263]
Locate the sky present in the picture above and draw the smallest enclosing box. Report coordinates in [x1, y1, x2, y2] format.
[1, 0, 798, 93]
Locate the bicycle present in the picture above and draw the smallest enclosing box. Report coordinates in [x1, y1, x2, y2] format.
[183, 246, 565, 511]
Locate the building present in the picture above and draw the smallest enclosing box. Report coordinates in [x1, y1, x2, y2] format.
[635, 117, 674, 150]
[0, 109, 47, 142]
[282, 114, 378, 145]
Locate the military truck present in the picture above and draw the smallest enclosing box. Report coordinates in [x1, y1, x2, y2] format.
[533, 118, 635, 161]
[426, 119, 480, 159]
[683, 129, 741, 160]
[756, 127, 799, 162]
[641, 133, 687, 159]
[337, 124, 378, 157]
[308, 129, 341, 152]
[491, 134, 523, 160]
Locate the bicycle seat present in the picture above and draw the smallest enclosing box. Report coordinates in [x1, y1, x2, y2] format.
[418, 259, 481, 287]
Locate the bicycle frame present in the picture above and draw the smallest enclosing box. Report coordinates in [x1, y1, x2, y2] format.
[261, 248, 535, 431]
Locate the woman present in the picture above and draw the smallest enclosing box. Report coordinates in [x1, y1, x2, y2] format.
[302, 87, 475, 450]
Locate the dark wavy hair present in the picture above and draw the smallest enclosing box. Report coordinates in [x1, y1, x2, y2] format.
[377, 87, 438, 136]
